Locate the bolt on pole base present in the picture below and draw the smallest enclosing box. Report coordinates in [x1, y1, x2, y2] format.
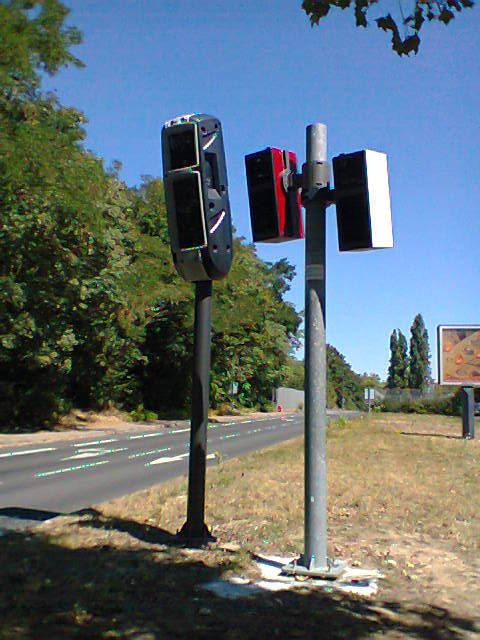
[176, 521, 216, 547]
[282, 556, 347, 580]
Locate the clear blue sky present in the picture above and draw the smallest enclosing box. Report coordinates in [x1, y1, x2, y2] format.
[44, 1, 480, 379]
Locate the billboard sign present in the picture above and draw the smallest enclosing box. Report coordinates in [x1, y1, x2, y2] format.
[438, 325, 480, 386]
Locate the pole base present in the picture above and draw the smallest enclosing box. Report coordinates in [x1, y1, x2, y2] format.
[282, 556, 347, 579]
[176, 521, 216, 546]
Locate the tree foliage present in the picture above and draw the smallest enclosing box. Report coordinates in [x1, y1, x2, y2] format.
[408, 313, 430, 391]
[0, 1, 303, 427]
[327, 345, 364, 409]
[4, 0, 382, 428]
[282, 357, 305, 391]
[302, 0, 475, 55]
[0, 0, 83, 92]
[386, 315, 430, 391]
[386, 329, 408, 388]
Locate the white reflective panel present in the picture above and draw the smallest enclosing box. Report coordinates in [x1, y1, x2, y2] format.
[365, 150, 393, 249]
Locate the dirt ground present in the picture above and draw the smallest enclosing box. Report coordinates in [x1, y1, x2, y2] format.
[0, 412, 478, 639]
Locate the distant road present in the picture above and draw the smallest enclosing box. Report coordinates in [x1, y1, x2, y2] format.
[0, 410, 357, 531]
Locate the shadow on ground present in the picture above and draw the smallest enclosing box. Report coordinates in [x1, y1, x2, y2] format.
[400, 432, 465, 440]
[0, 507, 61, 522]
[0, 512, 477, 640]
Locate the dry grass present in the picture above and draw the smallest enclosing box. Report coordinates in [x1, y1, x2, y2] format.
[1, 413, 479, 639]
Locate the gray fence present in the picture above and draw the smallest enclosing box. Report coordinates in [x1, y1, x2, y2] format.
[274, 387, 304, 411]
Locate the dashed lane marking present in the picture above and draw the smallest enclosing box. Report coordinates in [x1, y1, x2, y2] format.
[35, 460, 110, 478]
[0, 447, 57, 458]
[128, 432, 164, 440]
[128, 447, 171, 459]
[72, 438, 118, 447]
[62, 447, 128, 461]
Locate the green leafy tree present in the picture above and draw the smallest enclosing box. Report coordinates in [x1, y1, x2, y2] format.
[127, 179, 303, 414]
[327, 345, 363, 409]
[0, 1, 145, 425]
[408, 313, 430, 391]
[0, 94, 145, 423]
[359, 372, 382, 388]
[0, 1, 86, 424]
[1, 0, 352, 426]
[0, 0, 83, 94]
[127, 179, 193, 413]
[209, 245, 301, 410]
[282, 357, 305, 391]
[302, 0, 475, 55]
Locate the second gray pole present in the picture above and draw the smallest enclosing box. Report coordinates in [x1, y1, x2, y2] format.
[303, 123, 329, 571]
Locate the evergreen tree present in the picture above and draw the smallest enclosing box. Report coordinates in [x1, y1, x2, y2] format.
[408, 313, 430, 391]
[397, 330, 409, 388]
[387, 330, 399, 388]
[387, 329, 409, 388]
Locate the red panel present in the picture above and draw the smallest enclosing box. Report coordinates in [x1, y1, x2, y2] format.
[287, 151, 304, 240]
[245, 147, 304, 243]
[271, 148, 287, 237]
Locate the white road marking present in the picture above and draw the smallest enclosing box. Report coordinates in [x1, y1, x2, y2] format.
[128, 431, 164, 440]
[62, 447, 128, 461]
[64, 452, 103, 460]
[128, 447, 171, 459]
[146, 453, 189, 466]
[146, 452, 215, 467]
[170, 428, 190, 434]
[72, 438, 118, 447]
[0, 447, 57, 458]
[36, 460, 110, 478]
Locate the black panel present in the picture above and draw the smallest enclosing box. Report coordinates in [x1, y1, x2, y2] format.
[333, 151, 372, 251]
[336, 193, 372, 250]
[333, 152, 365, 191]
[245, 151, 278, 241]
[246, 150, 274, 187]
[172, 174, 205, 249]
[169, 129, 197, 170]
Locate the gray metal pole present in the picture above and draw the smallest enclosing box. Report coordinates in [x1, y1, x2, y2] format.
[461, 386, 475, 440]
[303, 124, 329, 571]
[181, 280, 213, 541]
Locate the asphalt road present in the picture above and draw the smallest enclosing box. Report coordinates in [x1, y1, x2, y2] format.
[0, 411, 353, 531]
